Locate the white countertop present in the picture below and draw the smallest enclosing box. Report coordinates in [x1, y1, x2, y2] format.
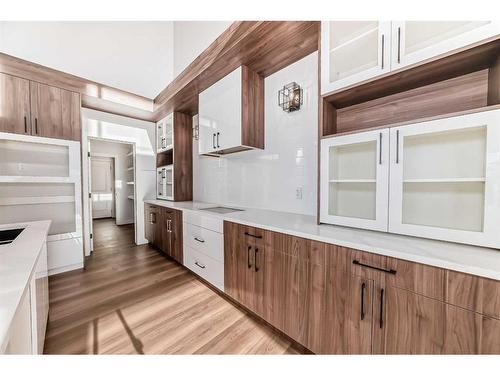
[0, 220, 51, 352]
[145, 200, 500, 281]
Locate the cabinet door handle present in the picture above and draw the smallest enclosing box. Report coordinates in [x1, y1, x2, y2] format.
[381, 34, 385, 69]
[244, 232, 262, 239]
[379, 132, 382, 165]
[247, 245, 252, 268]
[352, 260, 397, 275]
[35, 118, 38, 135]
[254, 248, 259, 272]
[397, 27, 401, 64]
[379, 288, 385, 329]
[360, 282, 366, 320]
[24, 116, 28, 133]
[194, 237, 205, 243]
[195, 261, 206, 269]
[396, 130, 400, 164]
[213, 133, 216, 149]
[216, 132, 220, 148]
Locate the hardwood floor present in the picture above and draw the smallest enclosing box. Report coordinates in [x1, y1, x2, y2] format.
[44, 218, 303, 354]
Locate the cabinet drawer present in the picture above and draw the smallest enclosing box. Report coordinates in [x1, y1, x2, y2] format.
[183, 210, 223, 233]
[350, 249, 445, 300]
[184, 246, 224, 291]
[184, 223, 223, 262]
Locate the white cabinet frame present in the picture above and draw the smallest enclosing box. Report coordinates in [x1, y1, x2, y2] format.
[320, 21, 392, 95]
[388, 109, 500, 248]
[391, 21, 500, 71]
[320, 128, 390, 231]
[156, 113, 174, 154]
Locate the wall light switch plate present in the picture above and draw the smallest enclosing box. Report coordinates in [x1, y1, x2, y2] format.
[296, 187, 303, 200]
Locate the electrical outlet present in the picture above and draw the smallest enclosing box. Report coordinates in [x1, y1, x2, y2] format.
[17, 163, 25, 172]
[296, 187, 303, 200]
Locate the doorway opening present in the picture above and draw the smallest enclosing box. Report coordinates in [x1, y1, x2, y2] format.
[88, 139, 135, 253]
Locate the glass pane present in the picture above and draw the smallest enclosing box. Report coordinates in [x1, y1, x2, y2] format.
[157, 121, 164, 149]
[157, 170, 163, 196]
[402, 181, 484, 232]
[328, 21, 379, 83]
[329, 182, 376, 220]
[329, 141, 376, 180]
[165, 114, 173, 148]
[403, 126, 486, 180]
[0, 139, 69, 177]
[404, 21, 490, 55]
[165, 169, 173, 184]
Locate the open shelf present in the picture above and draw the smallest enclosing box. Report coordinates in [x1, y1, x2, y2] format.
[329, 179, 376, 183]
[321, 38, 500, 137]
[127, 195, 134, 200]
[126, 181, 134, 185]
[403, 178, 485, 183]
[127, 166, 134, 171]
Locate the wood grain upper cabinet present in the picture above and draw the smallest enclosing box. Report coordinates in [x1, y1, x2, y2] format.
[0, 73, 31, 135]
[372, 285, 500, 354]
[198, 65, 264, 156]
[321, 21, 391, 95]
[30, 81, 81, 141]
[391, 21, 500, 71]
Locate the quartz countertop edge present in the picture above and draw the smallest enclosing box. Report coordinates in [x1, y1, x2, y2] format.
[144, 200, 500, 281]
[0, 220, 51, 353]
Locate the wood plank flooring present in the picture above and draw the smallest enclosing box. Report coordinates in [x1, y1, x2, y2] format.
[44, 219, 303, 354]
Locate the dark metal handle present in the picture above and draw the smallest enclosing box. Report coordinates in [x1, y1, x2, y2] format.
[360, 282, 366, 320]
[194, 237, 205, 243]
[24, 116, 28, 133]
[254, 248, 259, 272]
[244, 232, 262, 239]
[380, 288, 385, 329]
[247, 245, 252, 268]
[397, 27, 401, 64]
[195, 261, 206, 269]
[381, 34, 385, 69]
[35, 118, 38, 135]
[216, 132, 220, 148]
[396, 130, 400, 164]
[213, 133, 216, 149]
[379, 132, 382, 165]
[352, 260, 397, 275]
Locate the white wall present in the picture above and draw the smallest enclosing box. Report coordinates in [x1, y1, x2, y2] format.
[82, 109, 156, 255]
[90, 140, 134, 225]
[193, 52, 318, 215]
[0, 21, 174, 98]
[173, 21, 231, 77]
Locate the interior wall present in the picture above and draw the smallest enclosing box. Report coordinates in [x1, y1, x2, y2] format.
[82, 109, 156, 255]
[0, 21, 174, 98]
[193, 52, 319, 215]
[173, 21, 231, 77]
[90, 140, 134, 225]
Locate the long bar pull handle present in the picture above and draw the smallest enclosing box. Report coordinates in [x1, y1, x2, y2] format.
[195, 261, 206, 269]
[24, 116, 28, 133]
[35, 118, 38, 135]
[213, 133, 216, 149]
[381, 34, 385, 69]
[216, 132, 220, 148]
[360, 282, 366, 320]
[247, 246, 252, 269]
[254, 248, 259, 272]
[352, 260, 397, 275]
[194, 237, 205, 243]
[379, 288, 385, 329]
[244, 232, 263, 239]
[396, 130, 400, 164]
[379, 132, 382, 165]
[397, 27, 401, 64]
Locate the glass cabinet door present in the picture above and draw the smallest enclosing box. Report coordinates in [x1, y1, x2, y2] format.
[391, 21, 500, 70]
[320, 129, 389, 231]
[389, 109, 500, 248]
[321, 21, 391, 95]
[156, 113, 174, 153]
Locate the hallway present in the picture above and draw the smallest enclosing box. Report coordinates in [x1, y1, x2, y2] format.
[43, 219, 303, 354]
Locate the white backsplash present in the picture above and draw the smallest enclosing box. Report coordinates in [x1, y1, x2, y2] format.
[193, 52, 318, 216]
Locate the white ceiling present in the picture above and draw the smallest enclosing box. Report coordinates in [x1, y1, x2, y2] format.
[0, 21, 175, 98]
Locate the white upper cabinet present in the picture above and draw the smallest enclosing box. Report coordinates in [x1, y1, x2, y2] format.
[199, 67, 243, 155]
[388, 109, 500, 248]
[320, 128, 390, 231]
[156, 113, 173, 153]
[321, 21, 499, 95]
[321, 21, 391, 95]
[391, 21, 500, 70]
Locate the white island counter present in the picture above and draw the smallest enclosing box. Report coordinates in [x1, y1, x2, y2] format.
[0, 220, 51, 354]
